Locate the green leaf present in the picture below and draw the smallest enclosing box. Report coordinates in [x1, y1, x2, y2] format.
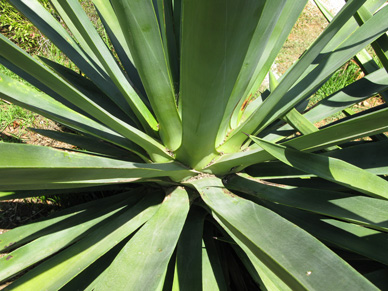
[176, 0, 269, 168]
[0, 35, 171, 161]
[354, 4, 388, 74]
[302, 70, 388, 126]
[202, 227, 229, 291]
[230, 229, 291, 291]
[191, 177, 376, 291]
[0, 55, 96, 122]
[249, 136, 388, 199]
[0, 191, 135, 251]
[202, 240, 223, 291]
[59, 239, 129, 291]
[4, 192, 164, 290]
[259, 67, 388, 143]
[279, 106, 388, 153]
[221, 0, 388, 151]
[226, 174, 388, 232]
[31, 129, 142, 162]
[231, 0, 308, 133]
[173, 207, 207, 290]
[39, 57, 139, 127]
[155, 0, 180, 89]
[283, 108, 319, 135]
[228, 240, 282, 291]
[0, 143, 194, 190]
[0, 71, 148, 160]
[110, 0, 182, 151]
[49, 0, 157, 131]
[0, 192, 141, 283]
[93, 187, 190, 290]
[261, 202, 388, 267]
[216, 1, 296, 145]
[7, 0, 137, 118]
[91, 0, 140, 81]
[0, 185, 128, 202]
[314, 0, 388, 103]
[207, 105, 388, 175]
[247, 140, 388, 178]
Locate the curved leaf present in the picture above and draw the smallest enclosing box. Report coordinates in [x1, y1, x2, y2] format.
[92, 187, 190, 290]
[191, 177, 376, 291]
[110, 0, 182, 151]
[0, 192, 141, 283]
[0, 72, 148, 159]
[177, 0, 268, 168]
[250, 136, 388, 199]
[173, 207, 207, 290]
[0, 35, 171, 161]
[226, 175, 388, 232]
[49, 0, 158, 134]
[4, 192, 164, 290]
[0, 143, 194, 190]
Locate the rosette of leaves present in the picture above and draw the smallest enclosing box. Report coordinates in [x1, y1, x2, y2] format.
[1, 0, 388, 290]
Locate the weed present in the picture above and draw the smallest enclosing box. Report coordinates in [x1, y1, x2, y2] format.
[309, 61, 363, 108]
[0, 101, 36, 133]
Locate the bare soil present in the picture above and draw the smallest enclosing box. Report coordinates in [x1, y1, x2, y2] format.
[0, 106, 75, 149]
[276, 2, 328, 75]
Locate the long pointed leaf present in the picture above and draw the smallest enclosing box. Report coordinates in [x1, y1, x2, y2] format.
[173, 207, 206, 290]
[7, 0, 137, 119]
[250, 136, 388, 199]
[0, 143, 194, 190]
[49, 0, 158, 134]
[226, 175, 388, 232]
[0, 71, 147, 159]
[262, 202, 388, 267]
[110, 0, 182, 151]
[0, 193, 141, 283]
[176, 0, 267, 168]
[4, 192, 164, 290]
[215, 1, 291, 146]
[207, 104, 388, 175]
[0, 35, 171, 161]
[220, 0, 387, 152]
[191, 177, 376, 291]
[93, 187, 190, 290]
[31, 129, 141, 162]
[246, 140, 388, 178]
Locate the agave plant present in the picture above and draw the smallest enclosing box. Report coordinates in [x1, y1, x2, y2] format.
[1, 0, 388, 289]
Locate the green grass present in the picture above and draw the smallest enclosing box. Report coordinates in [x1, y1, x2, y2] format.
[309, 61, 363, 108]
[0, 1, 51, 53]
[0, 0, 97, 142]
[305, 61, 365, 125]
[0, 101, 36, 130]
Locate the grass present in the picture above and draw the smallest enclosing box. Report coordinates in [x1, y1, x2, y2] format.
[0, 0, 116, 222]
[0, 0, 98, 144]
[309, 61, 363, 108]
[0, 101, 37, 133]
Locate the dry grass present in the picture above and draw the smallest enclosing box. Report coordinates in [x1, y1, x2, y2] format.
[276, 2, 328, 75]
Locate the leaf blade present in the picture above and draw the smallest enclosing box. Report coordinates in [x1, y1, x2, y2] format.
[250, 136, 388, 199]
[191, 177, 377, 291]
